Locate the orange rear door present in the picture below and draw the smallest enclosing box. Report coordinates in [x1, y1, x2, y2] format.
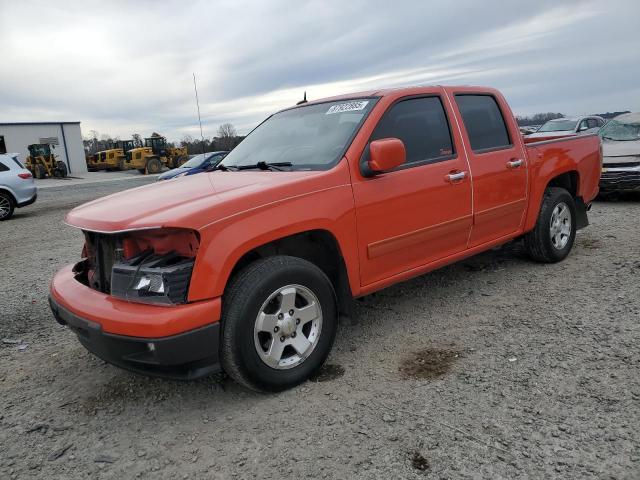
[448, 90, 528, 247]
[351, 94, 473, 286]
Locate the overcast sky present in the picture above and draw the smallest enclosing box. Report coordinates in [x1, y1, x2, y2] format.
[1, 0, 638, 141]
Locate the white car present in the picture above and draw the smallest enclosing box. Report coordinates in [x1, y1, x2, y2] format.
[0, 153, 38, 220]
[599, 112, 640, 192]
[526, 115, 605, 139]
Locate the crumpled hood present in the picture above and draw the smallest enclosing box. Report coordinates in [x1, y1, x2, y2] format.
[602, 138, 640, 158]
[66, 170, 324, 232]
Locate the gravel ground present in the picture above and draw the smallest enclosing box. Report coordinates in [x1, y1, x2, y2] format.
[1, 180, 639, 479]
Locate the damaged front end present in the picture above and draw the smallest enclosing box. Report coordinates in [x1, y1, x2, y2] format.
[74, 228, 200, 305]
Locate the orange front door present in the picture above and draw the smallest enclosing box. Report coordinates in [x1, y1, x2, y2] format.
[351, 95, 473, 287]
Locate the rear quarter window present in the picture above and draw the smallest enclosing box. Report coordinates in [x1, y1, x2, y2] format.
[0, 161, 9, 172]
[455, 95, 511, 152]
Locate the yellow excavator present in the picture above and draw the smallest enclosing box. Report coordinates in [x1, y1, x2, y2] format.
[125, 135, 188, 174]
[87, 140, 135, 171]
[25, 143, 68, 179]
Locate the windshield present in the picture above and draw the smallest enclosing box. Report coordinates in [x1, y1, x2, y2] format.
[599, 119, 640, 141]
[181, 153, 211, 168]
[538, 119, 578, 132]
[220, 98, 377, 171]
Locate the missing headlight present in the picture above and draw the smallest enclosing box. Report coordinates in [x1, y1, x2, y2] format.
[111, 250, 194, 305]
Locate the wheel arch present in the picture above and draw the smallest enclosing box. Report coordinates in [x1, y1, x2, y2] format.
[225, 229, 354, 321]
[189, 223, 357, 321]
[0, 187, 17, 205]
[524, 169, 582, 232]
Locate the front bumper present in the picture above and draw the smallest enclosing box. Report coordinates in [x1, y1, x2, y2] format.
[49, 264, 222, 379]
[600, 164, 640, 191]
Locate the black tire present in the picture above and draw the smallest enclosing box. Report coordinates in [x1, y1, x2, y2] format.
[56, 161, 68, 178]
[524, 187, 576, 263]
[146, 157, 162, 174]
[221, 256, 338, 392]
[35, 164, 46, 179]
[0, 191, 15, 220]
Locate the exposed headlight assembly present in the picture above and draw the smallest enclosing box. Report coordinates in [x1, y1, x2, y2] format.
[111, 251, 194, 305]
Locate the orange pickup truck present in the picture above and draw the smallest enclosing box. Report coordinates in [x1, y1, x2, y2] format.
[49, 86, 601, 391]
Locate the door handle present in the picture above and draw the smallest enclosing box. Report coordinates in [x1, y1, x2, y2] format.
[446, 171, 467, 182]
[507, 159, 523, 169]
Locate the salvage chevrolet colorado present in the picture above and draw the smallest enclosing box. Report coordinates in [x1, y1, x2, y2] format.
[49, 86, 602, 391]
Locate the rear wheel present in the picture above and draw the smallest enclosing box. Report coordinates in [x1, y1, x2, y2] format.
[524, 187, 576, 263]
[221, 256, 338, 392]
[56, 161, 68, 178]
[146, 157, 162, 174]
[0, 192, 15, 220]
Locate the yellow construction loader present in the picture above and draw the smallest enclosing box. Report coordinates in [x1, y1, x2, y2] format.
[25, 144, 68, 179]
[87, 140, 135, 171]
[125, 135, 188, 174]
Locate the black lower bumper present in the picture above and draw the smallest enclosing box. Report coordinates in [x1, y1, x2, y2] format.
[17, 192, 37, 208]
[600, 170, 640, 191]
[48, 296, 221, 380]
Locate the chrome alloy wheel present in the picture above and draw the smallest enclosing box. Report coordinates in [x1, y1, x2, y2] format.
[0, 195, 11, 219]
[549, 202, 571, 250]
[253, 284, 323, 370]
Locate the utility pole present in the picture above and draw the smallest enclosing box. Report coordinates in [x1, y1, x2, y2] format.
[193, 73, 205, 154]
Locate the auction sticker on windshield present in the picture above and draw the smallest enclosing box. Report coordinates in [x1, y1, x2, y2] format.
[326, 101, 369, 115]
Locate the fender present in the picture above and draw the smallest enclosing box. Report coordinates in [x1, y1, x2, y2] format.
[523, 134, 600, 232]
[188, 183, 361, 301]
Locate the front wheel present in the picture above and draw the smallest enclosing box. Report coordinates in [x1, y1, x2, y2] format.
[221, 256, 338, 392]
[524, 187, 576, 263]
[146, 157, 162, 174]
[35, 164, 46, 179]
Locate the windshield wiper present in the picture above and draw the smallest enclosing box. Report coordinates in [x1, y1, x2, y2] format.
[236, 161, 293, 171]
[208, 163, 237, 171]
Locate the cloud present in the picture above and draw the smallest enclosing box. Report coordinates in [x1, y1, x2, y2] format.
[0, 0, 638, 141]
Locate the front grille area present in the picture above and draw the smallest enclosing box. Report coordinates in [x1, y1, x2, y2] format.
[77, 230, 196, 304]
[600, 171, 640, 190]
[603, 161, 640, 168]
[83, 231, 122, 294]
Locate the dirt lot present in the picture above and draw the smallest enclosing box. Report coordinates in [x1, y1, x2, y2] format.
[1, 179, 638, 479]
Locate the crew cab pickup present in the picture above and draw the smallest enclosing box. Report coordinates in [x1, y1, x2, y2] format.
[49, 86, 602, 391]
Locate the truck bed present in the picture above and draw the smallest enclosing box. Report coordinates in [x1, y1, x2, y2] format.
[522, 133, 602, 230]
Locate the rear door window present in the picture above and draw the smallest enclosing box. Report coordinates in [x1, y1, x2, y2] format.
[455, 95, 511, 152]
[370, 96, 455, 166]
[0, 161, 9, 172]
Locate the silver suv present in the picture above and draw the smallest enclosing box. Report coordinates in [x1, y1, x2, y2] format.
[0, 153, 37, 220]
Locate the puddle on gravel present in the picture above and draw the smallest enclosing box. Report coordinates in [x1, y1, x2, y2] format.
[399, 348, 460, 380]
[410, 451, 430, 472]
[309, 364, 345, 382]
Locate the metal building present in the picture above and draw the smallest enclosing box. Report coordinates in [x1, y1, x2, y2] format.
[0, 122, 87, 174]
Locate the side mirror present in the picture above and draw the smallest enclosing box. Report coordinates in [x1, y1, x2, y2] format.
[367, 138, 406, 174]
